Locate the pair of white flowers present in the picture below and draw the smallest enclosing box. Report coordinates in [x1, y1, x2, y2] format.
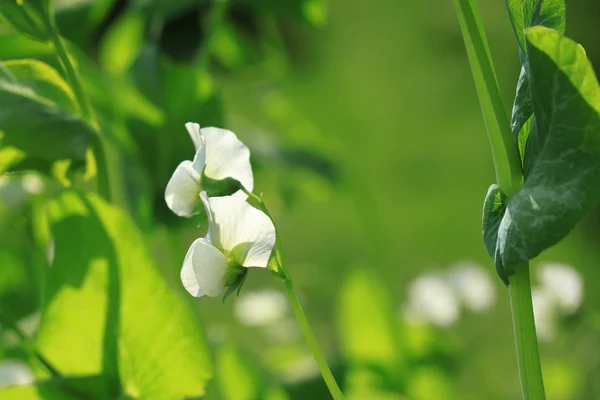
[165, 123, 276, 298]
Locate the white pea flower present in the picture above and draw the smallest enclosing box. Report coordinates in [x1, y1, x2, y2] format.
[403, 272, 460, 327]
[181, 192, 276, 298]
[447, 262, 496, 312]
[537, 263, 583, 314]
[165, 123, 254, 217]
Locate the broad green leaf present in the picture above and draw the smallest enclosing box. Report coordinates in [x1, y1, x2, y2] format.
[481, 184, 509, 284]
[0, 79, 95, 166]
[505, 0, 565, 55]
[0, 375, 108, 400]
[337, 268, 405, 390]
[38, 191, 212, 399]
[3, 59, 76, 113]
[506, 0, 565, 154]
[0, 0, 50, 42]
[486, 27, 600, 277]
[99, 12, 145, 76]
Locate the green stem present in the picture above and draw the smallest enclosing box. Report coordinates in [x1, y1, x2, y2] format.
[0, 308, 60, 377]
[284, 280, 345, 400]
[509, 265, 546, 399]
[44, 12, 111, 200]
[454, 0, 522, 197]
[453, 0, 545, 398]
[240, 187, 344, 399]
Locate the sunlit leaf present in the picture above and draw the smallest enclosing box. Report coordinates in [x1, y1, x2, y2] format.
[0, 79, 95, 166]
[3, 59, 76, 112]
[0, 0, 50, 42]
[485, 27, 600, 278]
[38, 191, 212, 399]
[337, 268, 405, 391]
[216, 343, 262, 400]
[99, 12, 146, 76]
[505, 0, 565, 154]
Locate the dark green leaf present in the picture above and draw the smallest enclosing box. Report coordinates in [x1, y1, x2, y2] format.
[481, 184, 510, 284]
[506, 0, 566, 164]
[0, 80, 95, 166]
[3, 59, 76, 112]
[490, 27, 600, 275]
[38, 191, 212, 399]
[505, 0, 565, 56]
[0, 0, 50, 42]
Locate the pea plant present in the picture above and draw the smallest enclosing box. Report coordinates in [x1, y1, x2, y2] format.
[0, 0, 598, 399]
[455, 0, 600, 398]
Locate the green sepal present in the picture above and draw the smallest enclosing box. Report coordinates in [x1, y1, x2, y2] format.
[0, 0, 51, 42]
[201, 172, 243, 198]
[222, 266, 248, 304]
[267, 248, 286, 281]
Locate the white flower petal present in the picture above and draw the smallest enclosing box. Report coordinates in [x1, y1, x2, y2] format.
[165, 161, 202, 217]
[181, 238, 228, 297]
[202, 127, 254, 193]
[185, 122, 205, 151]
[202, 194, 275, 268]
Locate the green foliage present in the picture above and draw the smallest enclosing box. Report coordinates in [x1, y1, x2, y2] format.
[337, 269, 405, 393]
[0, 67, 95, 168]
[37, 191, 212, 399]
[484, 27, 600, 279]
[505, 0, 565, 145]
[0, 375, 108, 399]
[3, 59, 75, 112]
[0, 0, 50, 42]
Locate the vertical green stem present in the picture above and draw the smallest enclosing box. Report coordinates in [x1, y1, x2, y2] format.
[241, 188, 344, 399]
[284, 280, 345, 400]
[453, 0, 545, 398]
[0, 308, 60, 377]
[45, 14, 111, 200]
[509, 265, 546, 399]
[454, 0, 522, 196]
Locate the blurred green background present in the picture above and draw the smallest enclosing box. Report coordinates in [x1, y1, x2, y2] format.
[1, 0, 600, 399]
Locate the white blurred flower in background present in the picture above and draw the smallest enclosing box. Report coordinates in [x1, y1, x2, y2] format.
[447, 261, 496, 312]
[402, 261, 496, 327]
[537, 263, 583, 314]
[531, 288, 557, 341]
[0, 361, 33, 389]
[404, 272, 460, 327]
[235, 289, 288, 327]
[532, 262, 583, 341]
[20, 174, 44, 195]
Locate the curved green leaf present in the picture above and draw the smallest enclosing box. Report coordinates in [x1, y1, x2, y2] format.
[4, 59, 76, 112]
[506, 0, 565, 160]
[38, 191, 212, 399]
[491, 27, 600, 275]
[0, 80, 95, 166]
[0, 0, 50, 42]
[505, 0, 565, 55]
[337, 269, 405, 391]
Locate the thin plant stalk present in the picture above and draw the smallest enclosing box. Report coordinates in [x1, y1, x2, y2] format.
[453, 0, 545, 398]
[0, 308, 59, 377]
[44, 9, 111, 200]
[242, 188, 345, 400]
